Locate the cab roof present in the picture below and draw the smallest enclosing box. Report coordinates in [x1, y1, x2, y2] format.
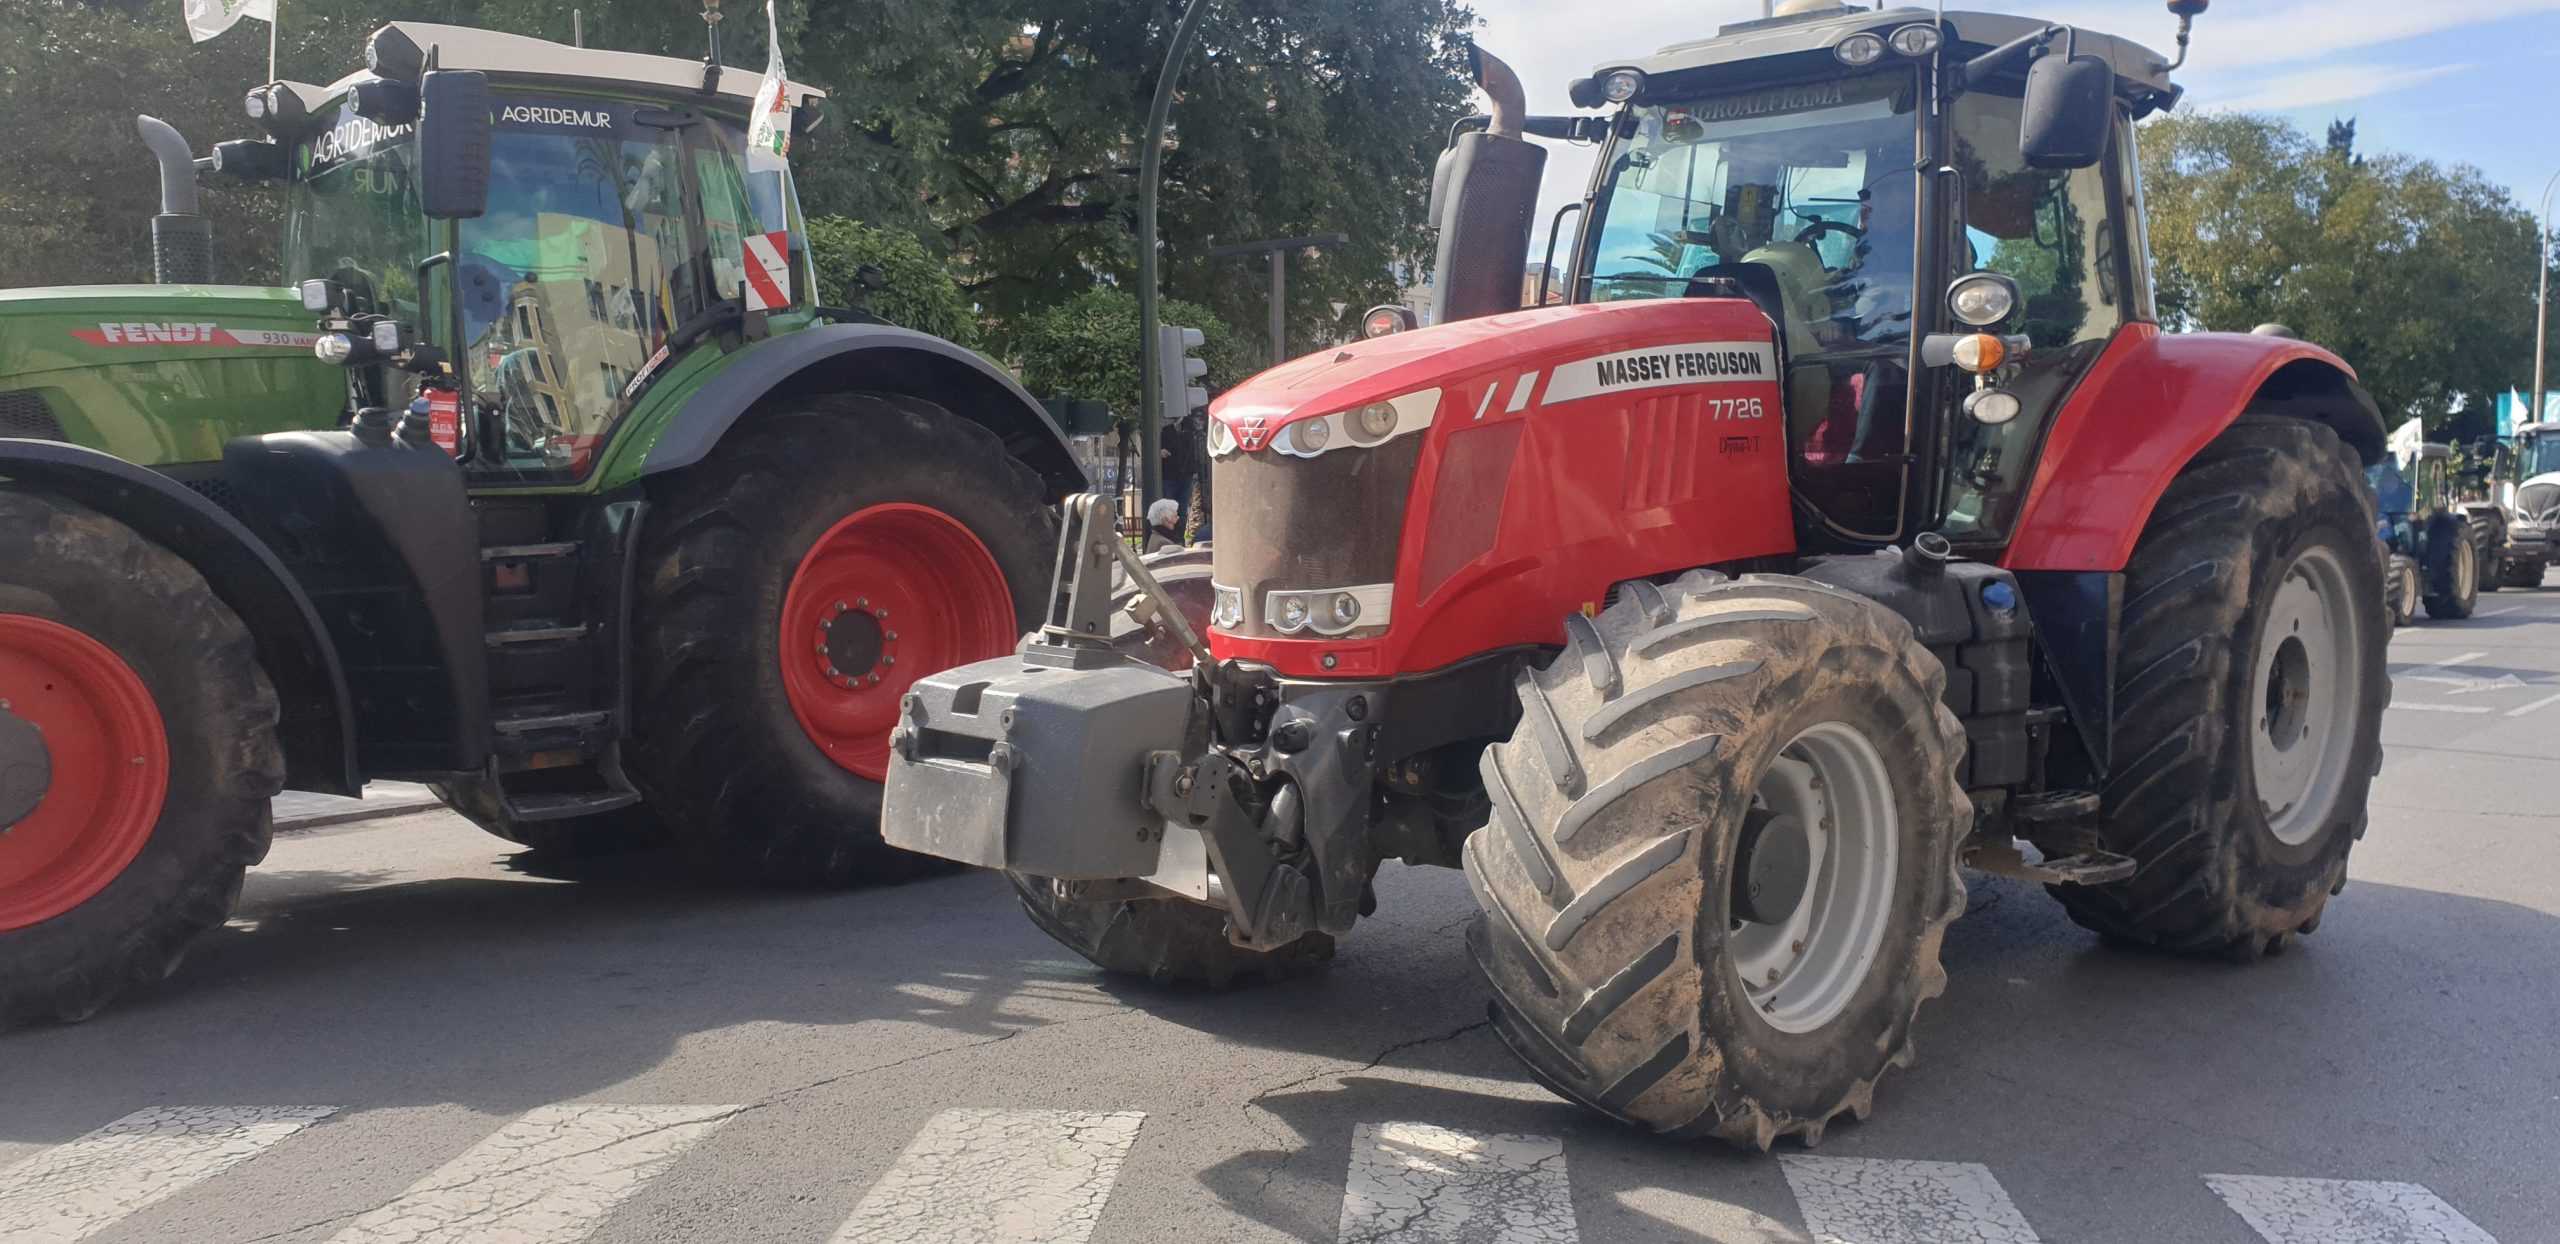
[280, 22, 824, 113]
[1601, 6, 2175, 96]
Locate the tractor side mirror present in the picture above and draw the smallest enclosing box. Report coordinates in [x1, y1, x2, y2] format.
[2019, 50, 2114, 169]
[417, 70, 492, 220]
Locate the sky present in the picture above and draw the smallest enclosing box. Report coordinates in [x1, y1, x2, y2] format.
[1464, 0, 2560, 253]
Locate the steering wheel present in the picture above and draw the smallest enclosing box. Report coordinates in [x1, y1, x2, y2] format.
[1793, 220, 1865, 271]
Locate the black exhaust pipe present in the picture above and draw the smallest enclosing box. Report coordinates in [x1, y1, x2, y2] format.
[136, 115, 214, 285]
[1428, 47, 1546, 326]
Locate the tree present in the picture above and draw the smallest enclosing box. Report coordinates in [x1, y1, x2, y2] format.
[1015, 285, 1249, 421]
[2139, 111, 2548, 437]
[802, 217, 982, 348]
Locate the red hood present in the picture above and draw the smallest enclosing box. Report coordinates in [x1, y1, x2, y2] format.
[1212, 299, 1781, 445]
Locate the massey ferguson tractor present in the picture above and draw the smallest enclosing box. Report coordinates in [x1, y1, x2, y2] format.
[0, 23, 1076, 1024]
[883, 0, 2394, 1147]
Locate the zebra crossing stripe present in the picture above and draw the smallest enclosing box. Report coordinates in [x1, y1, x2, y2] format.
[2206, 1174, 2498, 1244]
[322, 1104, 737, 1243]
[1337, 1121, 1577, 1243]
[0, 1105, 334, 1244]
[831, 1108, 1145, 1244]
[1780, 1156, 2042, 1244]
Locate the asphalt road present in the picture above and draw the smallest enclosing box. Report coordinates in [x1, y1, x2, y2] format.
[5, 590, 2557, 1243]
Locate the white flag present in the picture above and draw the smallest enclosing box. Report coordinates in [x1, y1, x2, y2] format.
[183, 0, 273, 44]
[746, 0, 792, 157]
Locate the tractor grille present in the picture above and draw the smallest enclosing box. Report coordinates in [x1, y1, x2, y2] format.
[0, 390, 65, 440]
[1212, 435, 1424, 640]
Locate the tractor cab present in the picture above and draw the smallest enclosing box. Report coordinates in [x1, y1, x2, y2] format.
[2515, 422, 2560, 516]
[1551, 3, 2182, 549]
[232, 23, 823, 481]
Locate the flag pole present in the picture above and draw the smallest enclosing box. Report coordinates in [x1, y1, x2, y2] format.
[267, 0, 278, 81]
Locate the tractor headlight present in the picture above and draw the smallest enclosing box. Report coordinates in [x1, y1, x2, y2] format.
[1207, 415, 1238, 458]
[1835, 33, 1888, 66]
[244, 88, 270, 120]
[1600, 68, 1646, 103]
[1287, 416, 1333, 455]
[1330, 592, 1362, 627]
[369, 320, 405, 354]
[1949, 272, 2020, 327]
[1965, 388, 2023, 426]
[1278, 595, 1311, 630]
[1348, 402, 1399, 445]
[1211, 582, 1244, 630]
[298, 278, 335, 313]
[313, 333, 357, 365]
[1889, 23, 1943, 57]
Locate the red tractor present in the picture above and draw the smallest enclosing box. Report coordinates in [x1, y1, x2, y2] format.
[884, 0, 2389, 1147]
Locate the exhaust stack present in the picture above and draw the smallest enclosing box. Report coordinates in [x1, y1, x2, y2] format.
[136, 115, 213, 285]
[1428, 46, 1547, 326]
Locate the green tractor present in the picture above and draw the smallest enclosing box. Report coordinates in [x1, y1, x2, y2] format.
[0, 22, 1079, 1024]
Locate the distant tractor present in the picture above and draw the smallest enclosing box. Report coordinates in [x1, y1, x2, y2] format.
[2462, 420, 2560, 589]
[879, 1, 2397, 1146]
[0, 23, 1078, 1024]
[2376, 439, 2481, 620]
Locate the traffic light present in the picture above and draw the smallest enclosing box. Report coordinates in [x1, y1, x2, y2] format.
[1157, 324, 1208, 426]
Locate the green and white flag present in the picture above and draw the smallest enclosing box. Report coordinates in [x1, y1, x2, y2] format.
[746, 0, 792, 157]
[182, 0, 272, 43]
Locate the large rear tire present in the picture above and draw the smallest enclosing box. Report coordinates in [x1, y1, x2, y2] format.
[2422, 515, 2479, 620]
[0, 490, 283, 1026]
[625, 399, 1056, 885]
[1009, 549, 1340, 987]
[2051, 418, 2386, 958]
[1465, 572, 1969, 1148]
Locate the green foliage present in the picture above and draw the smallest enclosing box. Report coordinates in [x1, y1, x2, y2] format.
[2140, 111, 2550, 437]
[802, 217, 980, 348]
[3, 0, 1476, 370]
[1015, 285, 1250, 422]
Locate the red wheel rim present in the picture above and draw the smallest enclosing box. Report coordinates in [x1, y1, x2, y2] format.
[0, 616, 169, 931]
[779, 504, 1016, 781]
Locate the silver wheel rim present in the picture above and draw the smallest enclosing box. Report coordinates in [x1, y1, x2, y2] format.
[1731, 721, 1899, 1034]
[2455, 540, 2476, 601]
[2252, 546, 2363, 846]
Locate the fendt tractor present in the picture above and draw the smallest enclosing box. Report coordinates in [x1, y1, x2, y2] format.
[883, 0, 2396, 1146]
[2459, 420, 2560, 590]
[0, 23, 1079, 1024]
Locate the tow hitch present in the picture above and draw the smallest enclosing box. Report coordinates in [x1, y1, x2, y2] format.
[882, 495, 1337, 949]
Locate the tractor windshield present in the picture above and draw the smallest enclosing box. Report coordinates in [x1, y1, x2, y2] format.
[1580, 72, 1923, 354]
[2522, 430, 2560, 480]
[287, 110, 432, 323]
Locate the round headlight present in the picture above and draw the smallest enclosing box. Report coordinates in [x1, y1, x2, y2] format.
[1289, 417, 1332, 454]
[1212, 586, 1243, 629]
[1949, 274, 2019, 327]
[244, 89, 270, 120]
[1207, 417, 1237, 456]
[1278, 596, 1311, 630]
[1349, 402, 1398, 444]
[1330, 593, 1362, 627]
[1601, 69, 1646, 104]
[1966, 389, 2023, 426]
[1890, 24, 1943, 57]
[1949, 334, 2007, 374]
[1835, 33, 1887, 67]
[1363, 306, 1410, 339]
[313, 334, 356, 365]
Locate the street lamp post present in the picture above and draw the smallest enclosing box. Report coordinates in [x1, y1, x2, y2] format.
[2534, 170, 2560, 433]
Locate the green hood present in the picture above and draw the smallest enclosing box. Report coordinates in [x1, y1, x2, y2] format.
[0, 285, 345, 467]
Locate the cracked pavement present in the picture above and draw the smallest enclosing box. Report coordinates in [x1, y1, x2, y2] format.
[5, 596, 2560, 1241]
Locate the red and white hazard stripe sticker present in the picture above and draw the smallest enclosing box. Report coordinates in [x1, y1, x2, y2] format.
[71, 322, 321, 349]
[742, 232, 791, 312]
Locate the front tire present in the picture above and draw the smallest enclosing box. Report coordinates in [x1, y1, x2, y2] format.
[625, 399, 1056, 885]
[0, 490, 283, 1026]
[1465, 572, 1969, 1147]
[2052, 418, 2386, 958]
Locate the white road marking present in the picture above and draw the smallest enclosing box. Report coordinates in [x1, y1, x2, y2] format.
[2506, 690, 2560, 718]
[0, 1105, 334, 1244]
[323, 1104, 735, 1244]
[2389, 703, 2495, 715]
[832, 1108, 1144, 1244]
[2206, 1174, 2497, 1244]
[2402, 650, 2491, 672]
[2478, 605, 2518, 617]
[1339, 1122, 1576, 1243]
[1780, 1156, 2042, 1244]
